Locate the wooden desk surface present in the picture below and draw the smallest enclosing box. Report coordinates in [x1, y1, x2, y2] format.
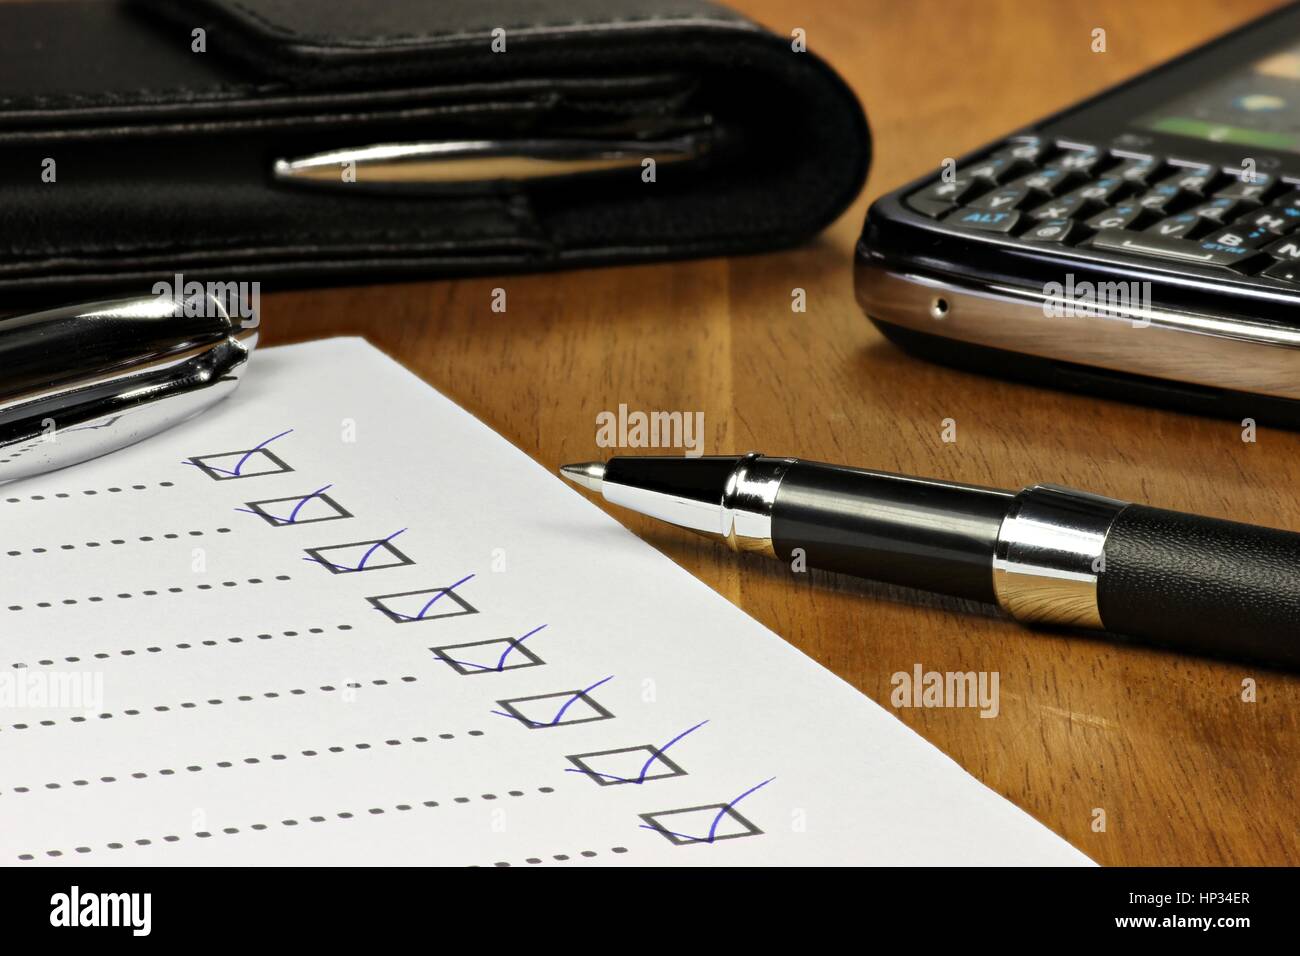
[264, 0, 1300, 865]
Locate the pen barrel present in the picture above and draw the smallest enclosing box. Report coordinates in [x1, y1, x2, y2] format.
[769, 461, 1014, 604]
[0, 294, 235, 402]
[1097, 505, 1300, 668]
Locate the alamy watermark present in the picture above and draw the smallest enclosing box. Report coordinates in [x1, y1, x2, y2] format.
[890, 663, 1000, 718]
[152, 272, 260, 328]
[0, 669, 103, 716]
[1042, 274, 1152, 327]
[595, 403, 705, 457]
[50, 886, 151, 936]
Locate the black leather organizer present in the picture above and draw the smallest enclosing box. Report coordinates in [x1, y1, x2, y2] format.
[0, 0, 870, 297]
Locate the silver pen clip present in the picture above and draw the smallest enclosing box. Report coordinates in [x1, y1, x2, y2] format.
[272, 135, 712, 192]
[0, 293, 257, 485]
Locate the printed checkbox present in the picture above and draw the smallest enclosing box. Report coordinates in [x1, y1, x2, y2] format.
[566, 744, 686, 786]
[188, 448, 293, 481]
[304, 535, 413, 575]
[431, 636, 544, 675]
[493, 682, 614, 730]
[243, 490, 352, 527]
[638, 803, 763, 846]
[367, 583, 477, 624]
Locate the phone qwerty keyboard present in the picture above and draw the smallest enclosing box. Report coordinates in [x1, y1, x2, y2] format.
[907, 137, 1300, 282]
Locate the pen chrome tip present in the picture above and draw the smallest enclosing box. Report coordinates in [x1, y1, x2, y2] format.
[559, 461, 606, 493]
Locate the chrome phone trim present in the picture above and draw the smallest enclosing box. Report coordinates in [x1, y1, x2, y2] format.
[855, 262, 1300, 400]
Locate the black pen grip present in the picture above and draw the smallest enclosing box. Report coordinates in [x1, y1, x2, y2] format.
[1098, 505, 1300, 668]
[770, 460, 1013, 604]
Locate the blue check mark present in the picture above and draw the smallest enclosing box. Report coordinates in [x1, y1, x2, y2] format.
[379, 573, 475, 622]
[492, 675, 614, 728]
[237, 484, 333, 524]
[640, 777, 775, 844]
[438, 624, 547, 672]
[566, 719, 708, 784]
[186, 428, 293, 475]
[306, 528, 406, 572]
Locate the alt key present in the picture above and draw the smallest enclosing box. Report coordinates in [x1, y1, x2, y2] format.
[944, 208, 1020, 233]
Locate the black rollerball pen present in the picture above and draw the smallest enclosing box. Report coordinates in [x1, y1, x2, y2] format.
[560, 454, 1300, 669]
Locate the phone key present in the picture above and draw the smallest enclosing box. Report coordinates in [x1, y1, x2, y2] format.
[1215, 175, 1276, 204]
[1156, 165, 1217, 196]
[1005, 167, 1070, 196]
[1235, 206, 1298, 235]
[906, 196, 957, 218]
[1028, 194, 1087, 220]
[945, 208, 1021, 233]
[1021, 218, 1083, 242]
[1267, 202, 1300, 226]
[914, 176, 981, 205]
[999, 138, 1046, 164]
[967, 185, 1031, 211]
[1272, 189, 1300, 209]
[1188, 197, 1241, 223]
[1090, 228, 1254, 267]
[960, 156, 1018, 183]
[1047, 146, 1102, 175]
[1069, 176, 1125, 205]
[1134, 184, 1182, 212]
[1263, 235, 1300, 260]
[1261, 260, 1300, 282]
[1109, 157, 1161, 185]
[1086, 204, 1142, 230]
[1202, 226, 1273, 250]
[1145, 213, 1202, 239]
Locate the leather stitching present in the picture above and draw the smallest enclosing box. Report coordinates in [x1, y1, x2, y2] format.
[224, 0, 742, 47]
[0, 205, 540, 258]
[0, 85, 278, 108]
[0, 1, 736, 110]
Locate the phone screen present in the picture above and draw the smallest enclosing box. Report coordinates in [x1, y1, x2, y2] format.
[1137, 42, 1300, 153]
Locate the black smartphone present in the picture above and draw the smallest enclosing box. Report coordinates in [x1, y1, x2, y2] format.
[857, 3, 1300, 425]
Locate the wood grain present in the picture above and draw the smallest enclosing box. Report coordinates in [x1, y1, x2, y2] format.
[262, 0, 1300, 865]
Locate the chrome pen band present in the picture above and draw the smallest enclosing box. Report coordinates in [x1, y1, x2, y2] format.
[992, 484, 1129, 629]
[719, 454, 792, 557]
[594, 453, 791, 557]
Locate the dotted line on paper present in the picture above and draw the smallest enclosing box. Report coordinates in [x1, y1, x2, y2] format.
[5, 527, 232, 558]
[0, 441, 41, 466]
[5, 574, 293, 612]
[480, 846, 630, 867]
[17, 786, 556, 860]
[3, 482, 175, 504]
[8, 623, 355, 670]
[0, 729, 486, 797]
[0, 675, 418, 732]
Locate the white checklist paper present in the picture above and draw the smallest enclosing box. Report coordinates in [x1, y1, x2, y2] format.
[0, 338, 1091, 866]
